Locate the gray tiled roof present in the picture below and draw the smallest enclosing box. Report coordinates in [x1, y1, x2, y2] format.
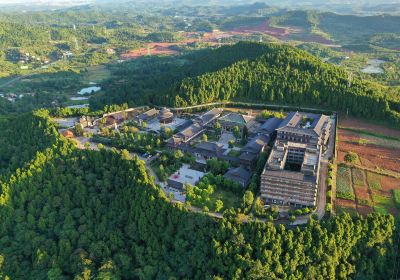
[277, 111, 328, 137]
[196, 108, 223, 125]
[195, 141, 223, 152]
[219, 113, 253, 125]
[242, 134, 269, 154]
[224, 166, 252, 186]
[261, 117, 283, 134]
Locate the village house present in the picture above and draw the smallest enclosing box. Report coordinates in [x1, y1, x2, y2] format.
[136, 108, 160, 124]
[218, 112, 255, 132]
[223, 166, 252, 187]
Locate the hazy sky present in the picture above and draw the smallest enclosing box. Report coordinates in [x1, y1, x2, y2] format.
[0, 0, 399, 4]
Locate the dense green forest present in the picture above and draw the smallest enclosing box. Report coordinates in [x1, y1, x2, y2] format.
[0, 109, 398, 279]
[91, 42, 400, 127]
[0, 110, 60, 176]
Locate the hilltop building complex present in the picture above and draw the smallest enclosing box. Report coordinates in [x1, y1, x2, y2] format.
[260, 112, 332, 207]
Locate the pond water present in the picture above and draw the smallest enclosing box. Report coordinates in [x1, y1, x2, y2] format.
[361, 59, 385, 74]
[66, 104, 89, 109]
[77, 86, 101, 95]
[70, 96, 89, 101]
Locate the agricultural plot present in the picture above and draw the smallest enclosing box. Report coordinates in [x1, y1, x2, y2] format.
[338, 128, 400, 173]
[336, 119, 400, 216]
[372, 194, 396, 214]
[366, 171, 382, 190]
[336, 165, 355, 200]
[352, 168, 366, 186]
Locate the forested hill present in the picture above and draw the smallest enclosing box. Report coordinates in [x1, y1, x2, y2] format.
[93, 42, 400, 127]
[0, 110, 62, 176]
[0, 112, 397, 278]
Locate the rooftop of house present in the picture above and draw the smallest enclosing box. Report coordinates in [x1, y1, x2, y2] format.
[169, 164, 205, 186]
[177, 123, 204, 140]
[195, 141, 224, 152]
[242, 134, 270, 154]
[277, 111, 329, 136]
[158, 107, 174, 119]
[267, 140, 320, 174]
[137, 108, 159, 120]
[219, 112, 254, 126]
[224, 166, 252, 186]
[195, 108, 223, 125]
[261, 117, 283, 134]
[238, 152, 258, 162]
[262, 169, 316, 183]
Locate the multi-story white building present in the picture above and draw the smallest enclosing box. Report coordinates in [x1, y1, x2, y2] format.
[260, 112, 331, 208]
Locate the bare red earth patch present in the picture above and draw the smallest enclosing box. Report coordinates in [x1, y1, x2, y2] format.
[339, 117, 400, 138]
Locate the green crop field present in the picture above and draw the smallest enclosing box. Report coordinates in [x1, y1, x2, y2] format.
[337, 165, 355, 201]
[372, 194, 396, 214]
[366, 171, 382, 190]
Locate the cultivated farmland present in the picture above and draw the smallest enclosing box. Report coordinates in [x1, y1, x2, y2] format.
[335, 117, 400, 216]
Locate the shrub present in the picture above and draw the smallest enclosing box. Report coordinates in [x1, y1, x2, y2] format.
[344, 152, 358, 164]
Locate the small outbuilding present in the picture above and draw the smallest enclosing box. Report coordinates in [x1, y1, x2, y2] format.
[167, 165, 206, 190]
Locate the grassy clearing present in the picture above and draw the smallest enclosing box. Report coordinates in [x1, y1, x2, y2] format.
[372, 194, 395, 214]
[336, 165, 355, 200]
[352, 168, 366, 186]
[366, 171, 382, 190]
[336, 205, 358, 217]
[82, 65, 111, 84]
[211, 188, 241, 210]
[357, 198, 373, 207]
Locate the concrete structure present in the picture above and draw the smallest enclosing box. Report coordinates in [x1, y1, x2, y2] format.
[167, 165, 206, 190]
[260, 112, 331, 208]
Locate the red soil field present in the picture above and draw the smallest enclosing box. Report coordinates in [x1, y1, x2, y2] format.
[381, 176, 400, 192]
[338, 129, 400, 172]
[354, 186, 370, 201]
[120, 43, 181, 59]
[336, 198, 356, 208]
[339, 117, 400, 138]
[232, 21, 290, 37]
[356, 205, 374, 216]
[120, 32, 224, 60]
